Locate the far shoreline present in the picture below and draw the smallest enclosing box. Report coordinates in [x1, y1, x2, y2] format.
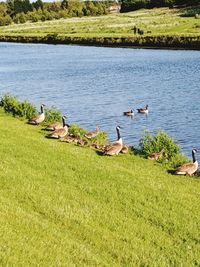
[0, 35, 200, 51]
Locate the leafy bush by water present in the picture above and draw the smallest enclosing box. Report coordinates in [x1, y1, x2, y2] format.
[0, 94, 36, 119]
[0, 94, 62, 124]
[90, 131, 108, 145]
[43, 106, 62, 125]
[169, 153, 189, 169]
[139, 130, 189, 168]
[139, 130, 181, 158]
[68, 124, 87, 138]
[68, 124, 108, 145]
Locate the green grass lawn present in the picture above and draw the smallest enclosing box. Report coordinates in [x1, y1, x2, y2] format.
[0, 108, 200, 266]
[0, 7, 200, 38]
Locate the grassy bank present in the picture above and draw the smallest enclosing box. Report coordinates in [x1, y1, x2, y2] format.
[0, 108, 200, 266]
[0, 7, 200, 49]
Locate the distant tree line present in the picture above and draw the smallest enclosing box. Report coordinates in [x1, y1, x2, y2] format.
[0, 0, 114, 26]
[121, 0, 200, 12]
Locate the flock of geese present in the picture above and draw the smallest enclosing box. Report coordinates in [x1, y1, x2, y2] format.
[28, 104, 198, 176]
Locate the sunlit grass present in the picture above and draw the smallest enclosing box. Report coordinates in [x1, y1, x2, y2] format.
[0, 108, 200, 266]
[0, 7, 200, 38]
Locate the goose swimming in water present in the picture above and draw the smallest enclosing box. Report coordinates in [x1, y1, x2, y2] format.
[123, 110, 134, 116]
[137, 105, 149, 114]
[104, 126, 123, 156]
[175, 149, 198, 176]
[28, 104, 45, 125]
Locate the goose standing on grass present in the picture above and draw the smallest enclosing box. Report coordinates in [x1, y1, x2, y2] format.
[84, 126, 100, 139]
[28, 104, 45, 125]
[47, 115, 69, 139]
[45, 116, 66, 131]
[123, 110, 134, 116]
[175, 149, 198, 176]
[104, 125, 123, 156]
[137, 105, 149, 114]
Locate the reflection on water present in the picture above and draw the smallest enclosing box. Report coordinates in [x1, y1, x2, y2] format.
[0, 42, 200, 156]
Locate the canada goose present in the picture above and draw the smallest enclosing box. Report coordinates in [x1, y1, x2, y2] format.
[75, 133, 87, 146]
[148, 149, 164, 161]
[90, 142, 100, 150]
[47, 116, 69, 139]
[77, 138, 86, 146]
[175, 149, 198, 176]
[85, 127, 100, 139]
[60, 135, 74, 143]
[45, 116, 66, 131]
[104, 126, 123, 156]
[90, 143, 106, 151]
[28, 104, 45, 125]
[137, 105, 149, 114]
[123, 110, 134, 116]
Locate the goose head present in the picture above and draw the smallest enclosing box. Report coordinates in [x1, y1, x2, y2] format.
[116, 125, 122, 130]
[62, 115, 67, 120]
[62, 115, 69, 127]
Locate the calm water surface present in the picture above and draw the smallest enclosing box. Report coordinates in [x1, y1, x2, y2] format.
[0, 43, 200, 156]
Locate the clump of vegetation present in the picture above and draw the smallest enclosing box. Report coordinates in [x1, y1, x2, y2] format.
[182, 7, 200, 17]
[0, 0, 108, 27]
[0, 94, 62, 125]
[0, 94, 36, 119]
[121, 0, 200, 13]
[90, 131, 108, 145]
[68, 123, 87, 138]
[169, 153, 189, 169]
[139, 130, 180, 158]
[42, 106, 62, 125]
[68, 124, 108, 145]
[139, 130, 189, 169]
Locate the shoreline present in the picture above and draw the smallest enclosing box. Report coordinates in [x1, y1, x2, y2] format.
[0, 35, 200, 50]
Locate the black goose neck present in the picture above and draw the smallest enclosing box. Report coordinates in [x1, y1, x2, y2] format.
[62, 117, 66, 127]
[41, 105, 44, 114]
[192, 150, 197, 163]
[116, 127, 121, 140]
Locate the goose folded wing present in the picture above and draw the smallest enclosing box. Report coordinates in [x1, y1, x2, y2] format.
[176, 162, 195, 173]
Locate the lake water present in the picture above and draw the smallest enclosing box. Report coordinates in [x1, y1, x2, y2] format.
[0, 42, 200, 157]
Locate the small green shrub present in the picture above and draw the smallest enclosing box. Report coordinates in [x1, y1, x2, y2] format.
[91, 131, 108, 145]
[0, 94, 36, 119]
[68, 125, 108, 145]
[19, 101, 37, 119]
[0, 95, 62, 124]
[139, 130, 181, 159]
[169, 153, 188, 169]
[46, 33, 59, 41]
[68, 124, 87, 137]
[43, 106, 62, 125]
